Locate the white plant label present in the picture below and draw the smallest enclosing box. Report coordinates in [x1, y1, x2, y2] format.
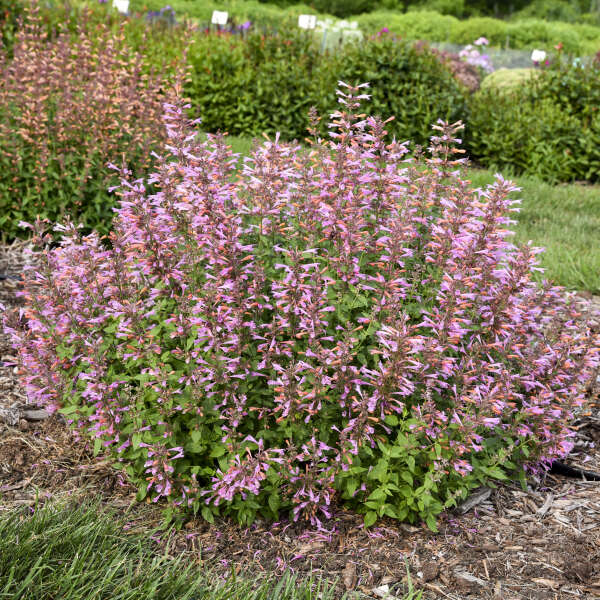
[298, 14, 317, 30]
[112, 0, 129, 14]
[211, 10, 229, 25]
[531, 49, 547, 62]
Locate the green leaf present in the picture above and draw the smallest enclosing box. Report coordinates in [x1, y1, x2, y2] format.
[364, 511, 377, 528]
[201, 506, 215, 524]
[487, 466, 508, 481]
[209, 445, 227, 458]
[425, 513, 438, 532]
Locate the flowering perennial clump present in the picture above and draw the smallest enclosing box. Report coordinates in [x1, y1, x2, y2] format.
[0, 4, 182, 240]
[4, 84, 599, 529]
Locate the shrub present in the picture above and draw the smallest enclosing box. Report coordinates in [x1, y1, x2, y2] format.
[0, 5, 184, 240]
[5, 84, 599, 530]
[336, 38, 469, 145]
[449, 16, 508, 47]
[311, 0, 372, 18]
[468, 58, 600, 182]
[186, 29, 337, 140]
[479, 67, 538, 93]
[356, 10, 459, 41]
[513, 0, 582, 23]
[186, 33, 466, 147]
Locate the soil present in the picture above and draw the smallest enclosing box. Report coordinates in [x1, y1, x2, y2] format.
[1, 242, 600, 600]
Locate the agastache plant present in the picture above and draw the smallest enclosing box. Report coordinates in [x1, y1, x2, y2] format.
[4, 83, 599, 530]
[0, 3, 183, 240]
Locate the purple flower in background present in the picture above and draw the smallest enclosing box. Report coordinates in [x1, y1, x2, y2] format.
[239, 20, 252, 31]
[474, 36, 489, 46]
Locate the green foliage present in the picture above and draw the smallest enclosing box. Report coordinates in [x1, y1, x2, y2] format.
[480, 67, 539, 93]
[467, 58, 600, 182]
[311, 0, 373, 18]
[335, 38, 468, 145]
[0, 0, 25, 52]
[407, 0, 467, 18]
[186, 30, 336, 139]
[356, 10, 459, 41]
[187, 33, 466, 147]
[513, 0, 582, 23]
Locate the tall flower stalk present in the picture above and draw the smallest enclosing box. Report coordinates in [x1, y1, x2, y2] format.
[4, 83, 599, 529]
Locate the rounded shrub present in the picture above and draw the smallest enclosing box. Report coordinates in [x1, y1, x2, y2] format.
[468, 57, 600, 182]
[335, 38, 468, 146]
[5, 85, 599, 530]
[449, 16, 508, 47]
[479, 67, 539, 93]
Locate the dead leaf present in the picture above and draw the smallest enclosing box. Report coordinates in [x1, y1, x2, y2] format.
[342, 562, 357, 591]
[0, 477, 32, 493]
[532, 578, 559, 589]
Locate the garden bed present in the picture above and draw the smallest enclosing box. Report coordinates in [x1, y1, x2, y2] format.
[1, 241, 599, 600]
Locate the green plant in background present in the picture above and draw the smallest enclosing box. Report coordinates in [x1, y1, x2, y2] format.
[335, 37, 468, 145]
[468, 53, 600, 182]
[187, 33, 467, 147]
[186, 28, 337, 139]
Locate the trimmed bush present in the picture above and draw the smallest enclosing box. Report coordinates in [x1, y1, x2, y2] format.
[186, 29, 337, 140]
[479, 67, 539, 93]
[468, 58, 600, 181]
[0, 5, 185, 240]
[355, 10, 459, 41]
[187, 34, 467, 147]
[5, 85, 598, 530]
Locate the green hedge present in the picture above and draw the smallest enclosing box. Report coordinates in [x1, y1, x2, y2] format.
[124, 0, 600, 55]
[468, 59, 600, 182]
[186, 32, 467, 146]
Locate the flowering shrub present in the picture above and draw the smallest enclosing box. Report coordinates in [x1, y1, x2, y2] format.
[459, 37, 494, 73]
[0, 4, 184, 240]
[4, 84, 599, 530]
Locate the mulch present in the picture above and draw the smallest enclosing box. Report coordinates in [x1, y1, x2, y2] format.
[1, 241, 599, 600]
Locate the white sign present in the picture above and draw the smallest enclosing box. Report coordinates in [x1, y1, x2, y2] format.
[298, 14, 317, 30]
[112, 0, 129, 14]
[531, 49, 547, 63]
[211, 10, 228, 25]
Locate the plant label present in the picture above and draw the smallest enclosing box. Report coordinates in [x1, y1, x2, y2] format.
[298, 14, 317, 30]
[211, 10, 229, 25]
[112, 0, 129, 14]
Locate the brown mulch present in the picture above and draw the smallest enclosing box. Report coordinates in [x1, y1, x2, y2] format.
[1, 242, 600, 600]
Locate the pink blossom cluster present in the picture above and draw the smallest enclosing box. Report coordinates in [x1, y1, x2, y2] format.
[3, 83, 599, 526]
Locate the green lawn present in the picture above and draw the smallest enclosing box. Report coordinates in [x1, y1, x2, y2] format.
[467, 170, 600, 294]
[0, 502, 343, 600]
[225, 134, 600, 294]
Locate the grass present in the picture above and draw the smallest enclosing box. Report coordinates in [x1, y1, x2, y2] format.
[225, 134, 600, 294]
[468, 170, 600, 293]
[0, 502, 343, 600]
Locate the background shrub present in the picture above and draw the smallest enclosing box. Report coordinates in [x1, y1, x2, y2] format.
[0, 5, 185, 240]
[468, 58, 600, 181]
[187, 34, 467, 147]
[186, 29, 336, 139]
[335, 38, 468, 144]
[5, 85, 598, 530]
